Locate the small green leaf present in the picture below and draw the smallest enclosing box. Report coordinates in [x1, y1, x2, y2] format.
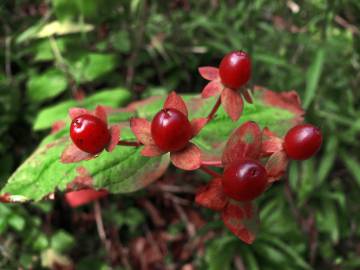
[51, 230, 75, 253]
[303, 49, 325, 109]
[27, 69, 67, 103]
[36, 21, 94, 38]
[69, 53, 118, 83]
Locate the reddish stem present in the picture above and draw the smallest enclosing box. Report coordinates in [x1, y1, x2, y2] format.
[200, 160, 223, 167]
[206, 96, 221, 121]
[199, 166, 222, 178]
[117, 140, 142, 147]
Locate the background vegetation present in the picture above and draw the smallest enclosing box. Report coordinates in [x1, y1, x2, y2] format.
[0, 0, 360, 269]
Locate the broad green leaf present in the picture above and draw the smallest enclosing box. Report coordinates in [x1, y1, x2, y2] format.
[303, 49, 325, 109]
[33, 88, 131, 130]
[132, 88, 302, 159]
[2, 89, 302, 201]
[69, 53, 118, 83]
[51, 230, 75, 253]
[27, 69, 67, 103]
[2, 136, 169, 201]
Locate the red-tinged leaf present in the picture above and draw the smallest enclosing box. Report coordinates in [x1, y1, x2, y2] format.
[51, 120, 66, 134]
[195, 178, 227, 211]
[265, 151, 288, 182]
[221, 88, 243, 121]
[242, 89, 253, 104]
[69, 107, 90, 120]
[66, 166, 94, 190]
[198, 66, 219, 81]
[163, 91, 188, 116]
[94, 105, 108, 123]
[130, 118, 154, 145]
[261, 127, 283, 157]
[258, 87, 304, 124]
[202, 80, 222, 98]
[106, 125, 121, 152]
[191, 118, 208, 136]
[61, 143, 93, 163]
[221, 200, 258, 244]
[141, 144, 165, 157]
[222, 121, 262, 166]
[170, 143, 201, 170]
[65, 189, 108, 208]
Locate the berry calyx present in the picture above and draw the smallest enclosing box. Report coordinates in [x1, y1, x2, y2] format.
[284, 124, 322, 160]
[70, 114, 110, 154]
[222, 159, 267, 201]
[219, 50, 251, 89]
[151, 108, 193, 152]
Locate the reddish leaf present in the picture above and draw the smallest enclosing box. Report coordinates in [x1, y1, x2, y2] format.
[201, 80, 222, 98]
[61, 143, 93, 163]
[221, 200, 258, 244]
[265, 151, 288, 182]
[51, 120, 66, 134]
[195, 178, 227, 211]
[222, 121, 262, 166]
[242, 89, 253, 104]
[66, 166, 94, 190]
[198, 66, 219, 81]
[259, 87, 304, 124]
[261, 128, 284, 157]
[191, 118, 208, 136]
[65, 189, 108, 208]
[141, 144, 165, 157]
[69, 108, 90, 120]
[106, 125, 121, 152]
[163, 91, 188, 117]
[94, 105, 108, 123]
[130, 118, 154, 145]
[221, 88, 244, 121]
[170, 143, 201, 170]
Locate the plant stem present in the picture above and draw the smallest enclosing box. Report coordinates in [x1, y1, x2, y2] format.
[206, 96, 221, 121]
[117, 140, 143, 147]
[199, 165, 222, 178]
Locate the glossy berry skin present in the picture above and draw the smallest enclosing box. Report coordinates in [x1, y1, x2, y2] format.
[70, 114, 110, 154]
[284, 124, 322, 160]
[222, 159, 267, 201]
[151, 108, 193, 152]
[219, 51, 251, 89]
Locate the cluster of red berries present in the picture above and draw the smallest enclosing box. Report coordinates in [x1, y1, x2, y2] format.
[65, 51, 322, 242]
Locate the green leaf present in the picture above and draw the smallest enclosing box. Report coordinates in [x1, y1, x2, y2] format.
[205, 236, 238, 270]
[1, 136, 170, 201]
[51, 230, 75, 253]
[27, 69, 67, 103]
[2, 89, 301, 201]
[33, 88, 131, 130]
[340, 151, 360, 187]
[303, 49, 325, 109]
[69, 53, 118, 83]
[317, 136, 338, 186]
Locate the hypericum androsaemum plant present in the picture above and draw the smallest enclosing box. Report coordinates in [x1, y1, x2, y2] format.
[0, 50, 322, 244]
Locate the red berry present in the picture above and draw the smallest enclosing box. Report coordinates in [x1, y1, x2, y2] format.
[222, 159, 267, 201]
[219, 50, 251, 89]
[70, 114, 110, 154]
[284, 124, 322, 160]
[151, 108, 193, 152]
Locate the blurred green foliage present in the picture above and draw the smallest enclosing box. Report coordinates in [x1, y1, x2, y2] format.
[0, 0, 360, 269]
